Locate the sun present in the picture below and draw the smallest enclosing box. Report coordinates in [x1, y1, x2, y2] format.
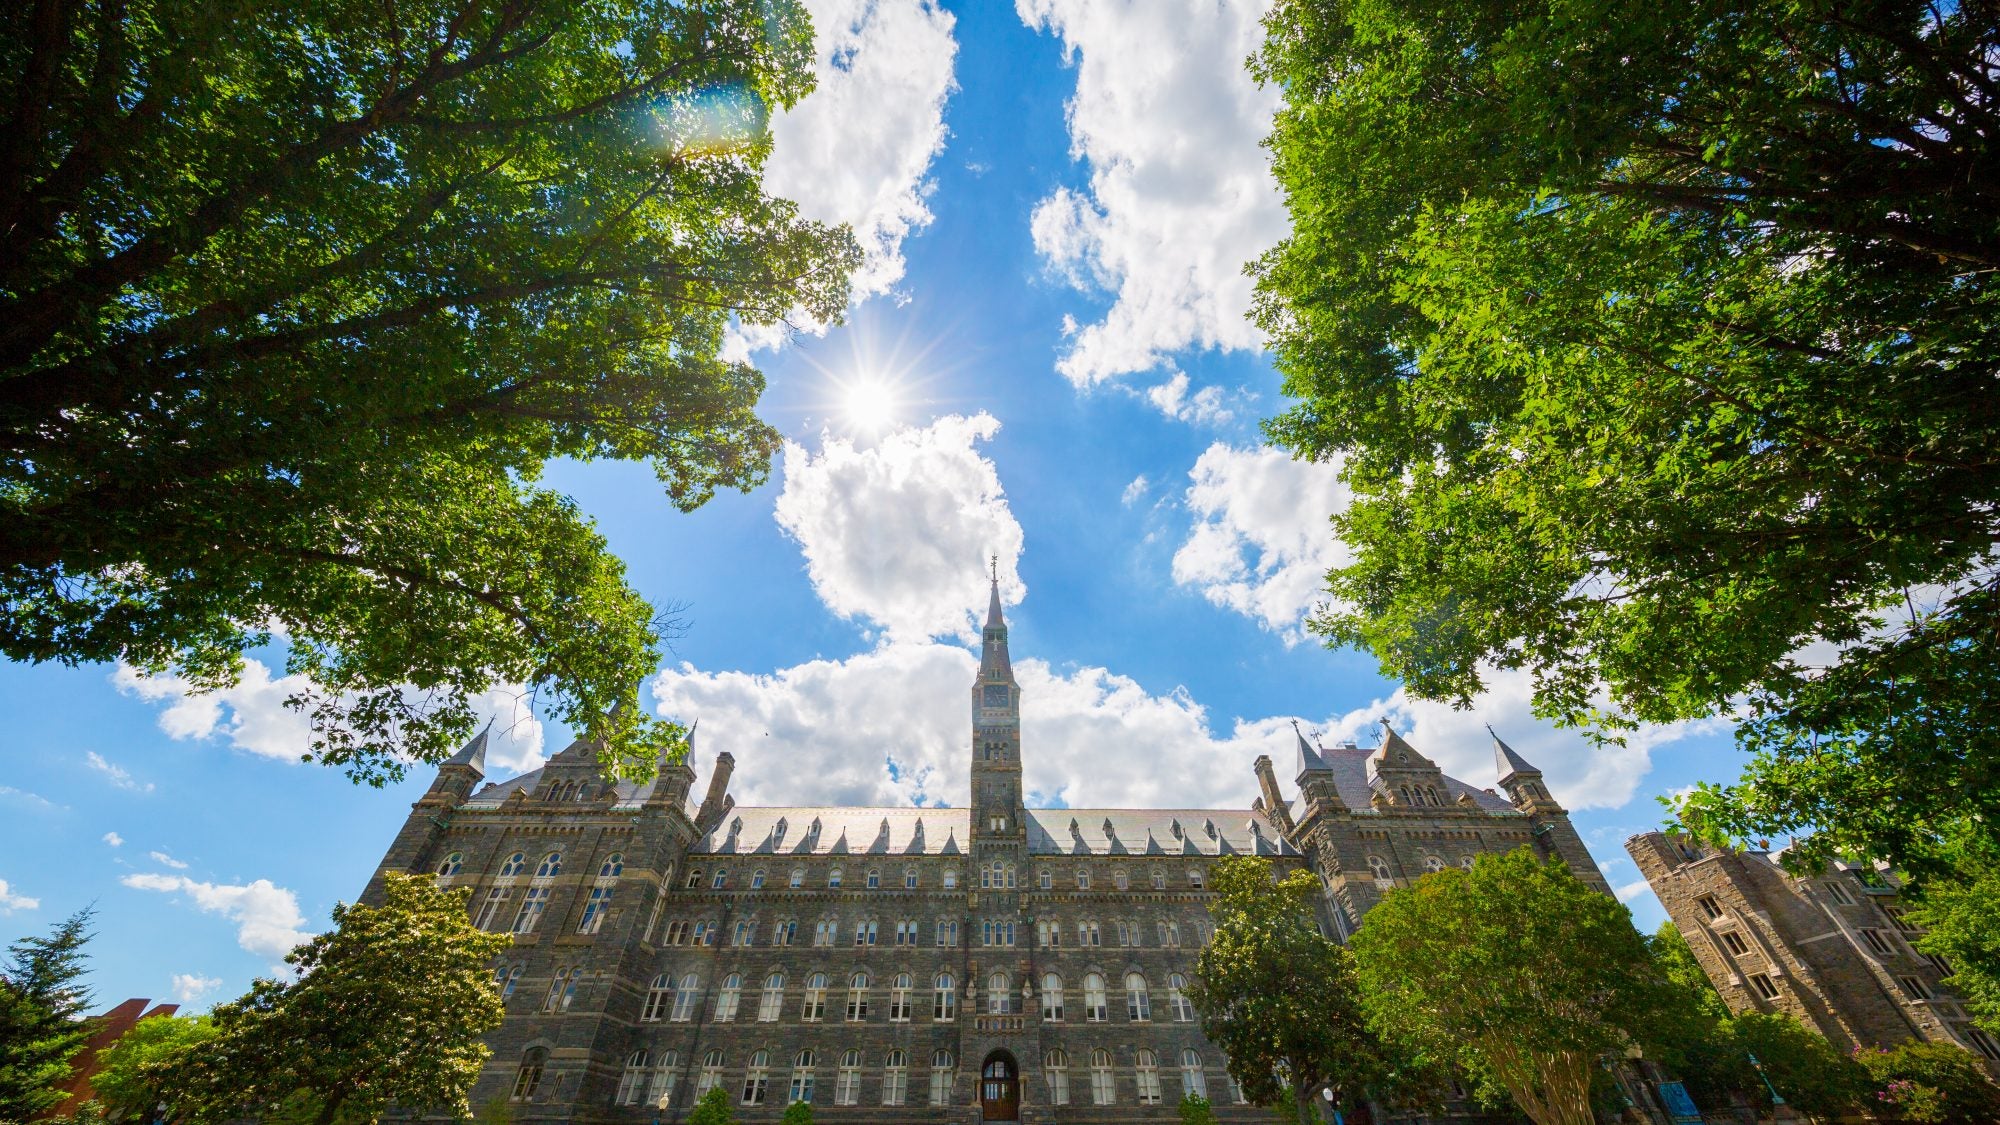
[842, 378, 899, 430]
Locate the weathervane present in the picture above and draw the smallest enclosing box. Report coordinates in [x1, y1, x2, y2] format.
[990, 553, 998, 582]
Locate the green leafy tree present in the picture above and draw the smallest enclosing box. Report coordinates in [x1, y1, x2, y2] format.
[0, 0, 861, 783]
[1906, 839, 2000, 1035]
[1855, 1040, 2000, 1125]
[1189, 856, 1424, 1124]
[685, 1086, 735, 1125]
[89, 1013, 215, 1122]
[161, 874, 510, 1125]
[1252, 0, 2000, 876]
[1349, 849, 1678, 1125]
[1177, 1091, 1218, 1125]
[777, 1099, 813, 1125]
[0, 908, 95, 1122]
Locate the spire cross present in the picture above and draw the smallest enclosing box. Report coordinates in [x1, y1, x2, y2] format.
[990, 554, 998, 582]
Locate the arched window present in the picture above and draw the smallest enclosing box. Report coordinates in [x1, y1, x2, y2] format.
[535, 851, 562, 879]
[866, 868, 881, 889]
[758, 972, 785, 1021]
[696, 1049, 725, 1100]
[1168, 973, 1194, 1022]
[576, 884, 613, 934]
[512, 1046, 547, 1100]
[933, 972, 957, 1020]
[987, 970, 1012, 1014]
[740, 1049, 768, 1105]
[788, 1049, 816, 1103]
[802, 972, 828, 1021]
[1188, 866, 1205, 889]
[1083, 972, 1108, 1021]
[904, 867, 919, 889]
[1180, 1049, 1206, 1099]
[751, 868, 767, 889]
[1125, 971, 1151, 1021]
[641, 973, 671, 1021]
[617, 1049, 652, 1105]
[1114, 869, 1129, 890]
[669, 973, 700, 1022]
[1151, 869, 1166, 890]
[1077, 867, 1091, 889]
[835, 1049, 862, 1105]
[499, 852, 526, 877]
[1044, 1048, 1071, 1105]
[890, 972, 913, 1021]
[1366, 854, 1391, 880]
[684, 868, 704, 889]
[1136, 1048, 1162, 1105]
[883, 1049, 908, 1106]
[436, 852, 463, 879]
[1423, 855, 1445, 874]
[543, 966, 580, 1012]
[711, 868, 728, 889]
[715, 973, 742, 1022]
[494, 963, 524, 999]
[789, 867, 805, 888]
[828, 866, 843, 888]
[943, 868, 959, 889]
[1041, 972, 1064, 1021]
[846, 971, 870, 1021]
[598, 852, 624, 878]
[1459, 854, 1477, 871]
[929, 1049, 955, 1106]
[1089, 1048, 1115, 1105]
[649, 1049, 678, 1107]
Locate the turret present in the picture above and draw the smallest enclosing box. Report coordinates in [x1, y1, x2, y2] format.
[645, 721, 696, 811]
[970, 567, 1024, 839]
[1253, 754, 1293, 832]
[422, 721, 490, 806]
[1492, 727, 1560, 812]
[1293, 723, 1346, 814]
[693, 747, 736, 834]
[1366, 721, 1451, 808]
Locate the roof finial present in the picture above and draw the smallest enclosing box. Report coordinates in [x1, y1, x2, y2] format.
[990, 553, 998, 583]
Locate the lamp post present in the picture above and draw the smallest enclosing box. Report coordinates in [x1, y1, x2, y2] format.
[1746, 1052, 1787, 1107]
[1321, 1084, 1344, 1125]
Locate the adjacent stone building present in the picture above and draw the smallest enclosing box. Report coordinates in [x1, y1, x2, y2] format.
[366, 580, 1613, 1123]
[1627, 831, 2000, 1068]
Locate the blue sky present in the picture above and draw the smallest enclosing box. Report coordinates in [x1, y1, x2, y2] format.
[0, 0, 1743, 1009]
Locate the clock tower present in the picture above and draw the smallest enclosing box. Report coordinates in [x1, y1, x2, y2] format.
[970, 566, 1025, 839]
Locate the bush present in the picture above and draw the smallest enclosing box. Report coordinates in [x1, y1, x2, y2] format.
[1179, 1091, 1218, 1125]
[778, 1099, 814, 1125]
[1856, 1041, 2000, 1124]
[685, 1087, 735, 1125]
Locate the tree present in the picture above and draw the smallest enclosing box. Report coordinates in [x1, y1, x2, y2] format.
[685, 1086, 736, 1125]
[161, 873, 510, 1125]
[1189, 856, 1424, 1124]
[89, 1013, 216, 1122]
[777, 1099, 813, 1125]
[1177, 1092, 1218, 1125]
[0, 0, 861, 783]
[1906, 838, 2000, 1036]
[1348, 849, 1678, 1125]
[1855, 1041, 2000, 1125]
[0, 908, 95, 1122]
[1252, 0, 2000, 876]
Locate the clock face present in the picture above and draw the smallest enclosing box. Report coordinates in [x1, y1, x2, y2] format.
[983, 684, 1010, 708]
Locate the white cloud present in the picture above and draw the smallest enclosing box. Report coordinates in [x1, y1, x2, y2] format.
[85, 751, 154, 793]
[171, 972, 221, 1004]
[113, 662, 546, 777]
[1120, 475, 1150, 506]
[149, 850, 189, 870]
[655, 645, 1691, 818]
[0, 879, 39, 914]
[120, 873, 312, 960]
[1171, 443, 1350, 640]
[1144, 370, 1234, 426]
[1020, 0, 1286, 385]
[1615, 879, 1652, 903]
[0, 786, 61, 812]
[774, 414, 1025, 642]
[754, 0, 957, 320]
[102, 832, 124, 847]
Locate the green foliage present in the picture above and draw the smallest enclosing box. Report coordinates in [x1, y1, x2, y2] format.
[0, 909, 96, 1122]
[1673, 1013, 1866, 1119]
[777, 1098, 814, 1125]
[1348, 849, 1676, 1125]
[1178, 1091, 1219, 1125]
[90, 1013, 216, 1122]
[1189, 856, 1429, 1124]
[472, 1094, 514, 1125]
[1907, 839, 2000, 1036]
[1645, 922, 1730, 1024]
[685, 1086, 736, 1125]
[1855, 1041, 2000, 1125]
[161, 874, 511, 1125]
[1253, 0, 2000, 876]
[0, 0, 861, 783]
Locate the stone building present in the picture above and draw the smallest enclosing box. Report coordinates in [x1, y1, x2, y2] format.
[1627, 831, 2000, 1068]
[366, 580, 1612, 1123]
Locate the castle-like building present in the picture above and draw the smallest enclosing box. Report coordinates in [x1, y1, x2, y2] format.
[366, 580, 1610, 1123]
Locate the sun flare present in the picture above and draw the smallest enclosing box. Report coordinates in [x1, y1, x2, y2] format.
[842, 379, 899, 430]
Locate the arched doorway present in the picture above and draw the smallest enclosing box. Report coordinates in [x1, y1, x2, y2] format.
[980, 1051, 1020, 1121]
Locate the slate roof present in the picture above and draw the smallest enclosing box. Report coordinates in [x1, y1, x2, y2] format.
[690, 807, 970, 857]
[1306, 742, 1517, 813]
[1024, 810, 1298, 857]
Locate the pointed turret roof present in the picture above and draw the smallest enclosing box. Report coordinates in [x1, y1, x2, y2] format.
[1293, 721, 1328, 776]
[443, 720, 491, 775]
[977, 570, 1014, 681]
[986, 571, 1005, 629]
[1490, 725, 1539, 783]
[1370, 719, 1432, 766]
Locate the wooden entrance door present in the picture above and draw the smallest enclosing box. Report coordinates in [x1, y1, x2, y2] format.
[980, 1054, 1020, 1121]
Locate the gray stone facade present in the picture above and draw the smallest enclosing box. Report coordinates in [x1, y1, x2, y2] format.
[1627, 832, 2000, 1069]
[365, 581, 1614, 1123]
